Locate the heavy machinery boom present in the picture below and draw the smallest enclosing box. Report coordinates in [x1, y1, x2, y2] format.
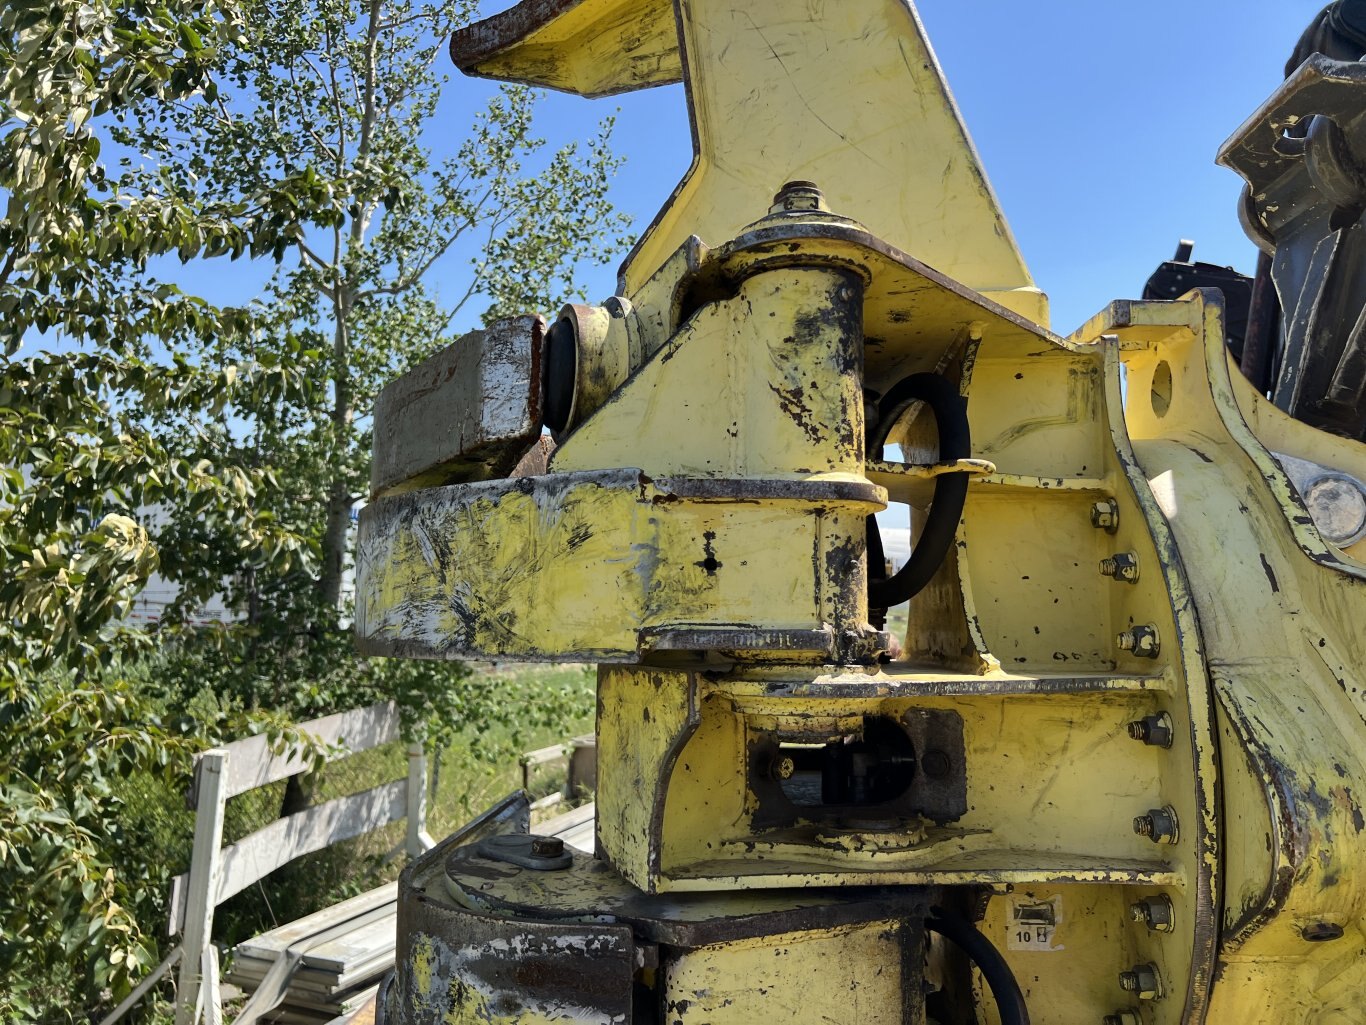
[356, 2, 1366, 1022]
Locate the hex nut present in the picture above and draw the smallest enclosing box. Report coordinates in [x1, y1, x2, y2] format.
[1133, 805, 1180, 845]
[1091, 499, 1120, 533]
[1100, 552, 1140, 583]
[1129, 894, 1175, 932]
[770, 180, 828, 213]
[530, 836, 565, 858]
[1118, 962, 1163, 1000]
[1127, 712, 1174, 749]
[1117, 625, 1161, 658]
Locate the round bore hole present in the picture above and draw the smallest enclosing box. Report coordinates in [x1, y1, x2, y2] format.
[1150, 360, 1173, 419]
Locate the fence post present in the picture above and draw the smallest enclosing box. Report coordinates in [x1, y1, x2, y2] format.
[405, 741, 429, 857]
[174, 749, 228, 1025]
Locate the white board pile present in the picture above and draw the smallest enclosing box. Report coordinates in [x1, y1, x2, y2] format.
[224, 882, 398, 1024]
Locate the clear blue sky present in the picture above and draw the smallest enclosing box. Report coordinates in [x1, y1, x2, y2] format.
[439, 0, 1324, 334]
[89, 1, 1326, 348]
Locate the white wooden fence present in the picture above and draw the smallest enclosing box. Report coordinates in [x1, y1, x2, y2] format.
[98, 701, 431, 1025]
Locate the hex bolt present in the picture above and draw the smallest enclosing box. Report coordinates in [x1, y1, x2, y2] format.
[1133, 805, 1180, 845]
[1117, 963, 1163, 1000]
[1100, 552, 1140, 583]
[530, 836, 565, 859]
[1129, 894, 1175, 932]
[1091, 499, 1120, 533]
[1103, 1013, 1141, 1025]
[1117, 624, 1161, 658]
[770, 180, 828, 214]
[922, 749, 952, 779]
[1127, 712, 1174, 749]
[768, 755, 796, 781]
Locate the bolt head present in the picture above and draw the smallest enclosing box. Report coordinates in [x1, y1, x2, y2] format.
[770, 180, 828, 213]
[1134, 806, 1179, 844]
[922, 749, 952, 779]
[530, 836, 565, 858]
[1130, 895, 1175, 932]
[1091, 500, 1120, 533]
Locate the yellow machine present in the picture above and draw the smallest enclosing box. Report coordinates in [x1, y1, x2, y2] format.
[355, 2, 1366, 1022]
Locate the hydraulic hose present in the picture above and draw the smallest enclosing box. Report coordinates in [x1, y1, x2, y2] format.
[927, 908, 1030, 1025]
[867, 372, 971, 610]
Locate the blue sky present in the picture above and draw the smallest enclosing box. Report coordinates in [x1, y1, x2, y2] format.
[97, 1, 1327, 345]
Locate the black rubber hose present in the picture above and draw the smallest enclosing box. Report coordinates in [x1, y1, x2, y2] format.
[867, 372, 971, 610]
[927, 909, 1030, 1025]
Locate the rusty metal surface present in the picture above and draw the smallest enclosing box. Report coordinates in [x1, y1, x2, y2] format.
[370, 315, 543, 498]
[355, 467, 885, 664]
[443, 841, 931, 949]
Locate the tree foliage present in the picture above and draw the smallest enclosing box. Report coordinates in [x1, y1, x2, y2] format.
[1, 0, 628, 1016]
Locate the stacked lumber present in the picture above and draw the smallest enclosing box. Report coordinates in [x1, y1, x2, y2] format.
[224, 883, 397, 1024]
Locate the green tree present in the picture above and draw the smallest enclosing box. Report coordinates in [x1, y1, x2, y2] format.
[0, 0, 320, 1016]
[112, 0, 627, 728]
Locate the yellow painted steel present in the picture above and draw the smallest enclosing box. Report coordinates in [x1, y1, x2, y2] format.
[362, 1, 1366, 1022]
[451, 0, 1047, 323]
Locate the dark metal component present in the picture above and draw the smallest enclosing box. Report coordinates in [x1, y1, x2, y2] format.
[1219, 55, 1366, 439]
[1142, 240, 1253, 362]
[921, 749, 952, 779]
[1129, 894, 1176, 933]
[541, 314, 576, 435]
[652, 475, 886, 505]
[1302, 921, 1346, 941]
[867, 373, 972, 610]
[1102, 1014, 1140, 1025]
[1133, 806, 1180, 845]
[474, 833, 574, 870]
[749, 710, 966, 828]
[1240, 251, 1282, 394]
[1099, 552, 1140, 583]
[1287, 1, 1366, 77]
[1117, 625, 1161, 659]
[1091, 499, 1120, 534]
[1127, 712, 1174, 749]
[399, 881, 637, 1024]
[1117, 963, 1163, 1000]
[531, 835, 566, 858]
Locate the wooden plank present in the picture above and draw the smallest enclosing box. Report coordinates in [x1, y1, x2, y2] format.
[235, 884, 396, 960]
[300, 913, 396, 973]
[558, 818, 595, 855]
[205, 703, 401, 803]
[228, 953, 394, 996]
[404, 743, 426, 860]
[370, 315, 544, 497]
[215, 782, 406, 907]
[202, 946, 223, 1025]
[174, 751, 228, 1025]
[282, 981, 381, 1015]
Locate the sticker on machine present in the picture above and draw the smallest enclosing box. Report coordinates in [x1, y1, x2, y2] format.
[1006, 893, 1063, 951]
